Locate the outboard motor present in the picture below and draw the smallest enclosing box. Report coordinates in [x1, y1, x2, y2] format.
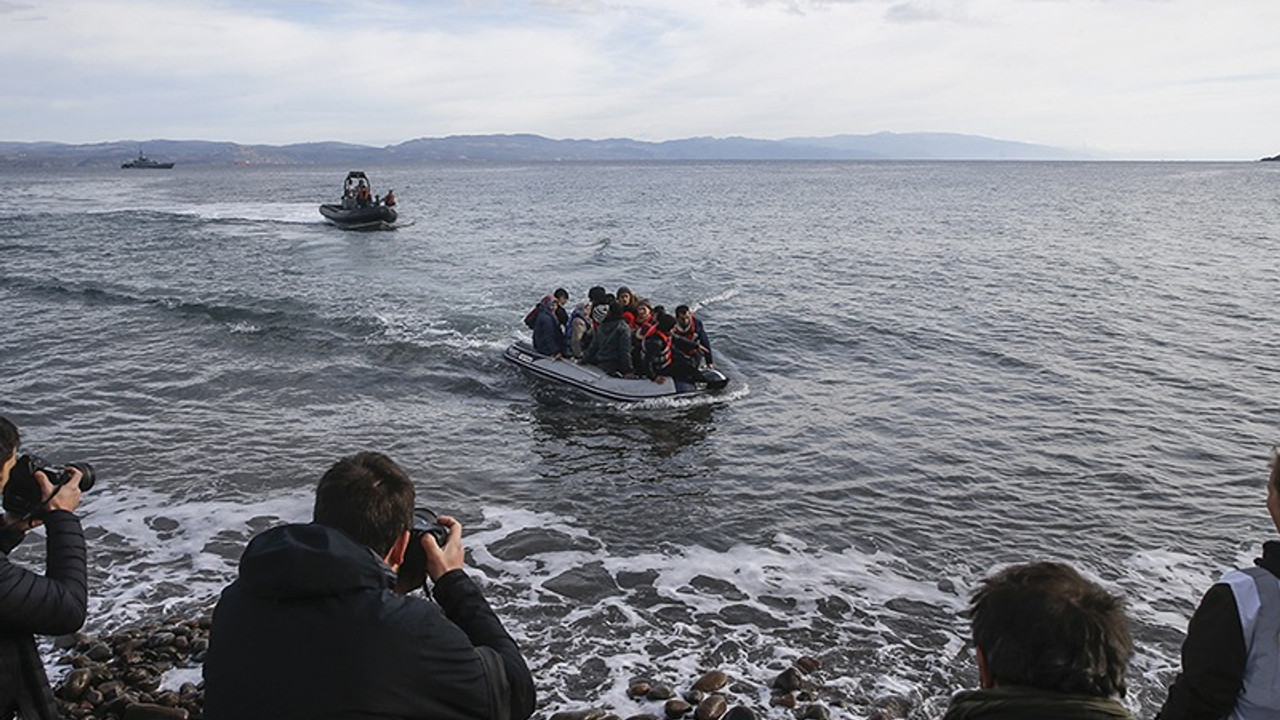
[700, 368, 729, 391]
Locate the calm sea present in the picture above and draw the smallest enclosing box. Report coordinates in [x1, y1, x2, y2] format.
[2, 161, 1278, 717]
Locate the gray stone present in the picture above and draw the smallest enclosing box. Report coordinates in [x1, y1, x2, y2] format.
[647, 684, 676, 701]
[773, 668, 804, 693]
[543, 562, 621, 603]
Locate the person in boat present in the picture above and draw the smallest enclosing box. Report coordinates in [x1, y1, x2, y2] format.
[582, 301, 635, 377]
[563, 300, 593, 360]
[643, 312, 702, 386]
[629, 298, 655, 370]
[673, 305, 714, 369]
[529, 289, 569, 357]
[1157, 450, 1280, 720]
[384, 189, 396, 207]
[356, 180, 371, 207]
[941, 561, 1133, 720]
[616, 286, 637, 316]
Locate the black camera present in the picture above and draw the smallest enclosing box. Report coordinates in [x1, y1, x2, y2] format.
[398, 507, 449, 583]
[3, 454, 96, 518]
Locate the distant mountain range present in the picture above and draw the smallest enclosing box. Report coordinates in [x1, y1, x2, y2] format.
[0, 132, 1098, 169]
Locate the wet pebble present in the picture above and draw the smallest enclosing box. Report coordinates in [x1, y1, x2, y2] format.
[646, 684, 676, 701]
[664, 698, 693, 718]
[550, 709, 608, 720]
[773, 667, 804, 693]
[722, 708, 756, 720]
[694, 694, 727, 720]
[692, 670, 728, 693]
[795, 656, 822, 674]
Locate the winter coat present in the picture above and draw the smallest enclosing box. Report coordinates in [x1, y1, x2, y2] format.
[532, 298, 565, 356]
[0, 511, 88, 720]
[943, 686, 1133, 720]
[203, 523, 535, 720]
[582, 318, 633, 375]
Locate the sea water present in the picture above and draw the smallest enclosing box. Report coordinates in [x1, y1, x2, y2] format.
[2, 160, 1278, 717]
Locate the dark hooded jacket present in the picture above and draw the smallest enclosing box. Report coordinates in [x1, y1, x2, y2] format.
[203, 523, 535, 720]
[582, 317, 633, 375]
[0, 510, 88, 720]
[532, 297, 565, 356]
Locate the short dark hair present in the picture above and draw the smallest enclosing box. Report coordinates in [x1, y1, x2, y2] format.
[553, 288, 569, 301]
[674, 305, 691, 316]
[656, 313, 676, 332]
[0, 416, 18, 463]
[313, 452, 414, 557]
[969, 561, 1131, 698]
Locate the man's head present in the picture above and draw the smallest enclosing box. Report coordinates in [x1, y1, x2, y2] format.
[968, 561, 1131, 698]
[0, 416, 18, 492]
[553, 288, 569, 306]
[674, 305, 692, 324]
[656, 313, 676, 333]
[313, 452, 415, 558]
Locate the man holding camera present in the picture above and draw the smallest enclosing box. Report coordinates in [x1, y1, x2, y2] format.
[204, 451, 536, 720]
[0, 416, 88, 720]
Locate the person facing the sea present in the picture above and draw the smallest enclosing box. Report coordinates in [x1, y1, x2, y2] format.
[1157, 448, 1280, 720]
[202, 451, 536, 720]
[943, 561, 1134, 720]
[0, 415, 88, 720]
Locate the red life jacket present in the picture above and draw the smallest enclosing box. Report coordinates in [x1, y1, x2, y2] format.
[674, 315, 699, 355]
[647, 329, 672, 369]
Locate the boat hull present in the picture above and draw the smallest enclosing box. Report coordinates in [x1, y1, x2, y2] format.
[503, 342, 728, 402]
[319, 203, 397, 230]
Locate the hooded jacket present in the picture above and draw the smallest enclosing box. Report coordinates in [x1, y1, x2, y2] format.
[0, 510, 88, 720]
[203, 523, 535, 720]
[582, 317, 633, 375]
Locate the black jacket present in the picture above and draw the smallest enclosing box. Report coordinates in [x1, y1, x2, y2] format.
[582, 318, 633, 375]
[0, 511, 89, 720]
[1157, 540, 1280, 720]
[203, 523, 536, 720]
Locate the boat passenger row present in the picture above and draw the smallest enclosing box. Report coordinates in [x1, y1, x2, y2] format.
[504, 285, 728, 402]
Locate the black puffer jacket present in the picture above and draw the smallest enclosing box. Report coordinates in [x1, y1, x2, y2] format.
[0, 510, 89, 720]
[203, 523, 535, 720]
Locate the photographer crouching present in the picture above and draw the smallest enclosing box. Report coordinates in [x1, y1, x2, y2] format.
[0, 416, 90, 720]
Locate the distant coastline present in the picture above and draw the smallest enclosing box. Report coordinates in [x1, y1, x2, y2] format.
[0, 132, 1099, 169]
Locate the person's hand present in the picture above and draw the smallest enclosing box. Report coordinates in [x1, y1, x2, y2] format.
[41, 469, 83, 514]
[424, 516, 465, 581]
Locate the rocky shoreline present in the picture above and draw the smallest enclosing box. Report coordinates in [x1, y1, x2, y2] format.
[48, 620, 912, 720]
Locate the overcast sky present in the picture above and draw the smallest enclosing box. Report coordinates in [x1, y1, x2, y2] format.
[2, 0, 1276, 159]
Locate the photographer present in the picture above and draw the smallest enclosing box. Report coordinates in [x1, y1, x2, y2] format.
[0, 416, 88, 720]
[204, 451, 536, 720]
